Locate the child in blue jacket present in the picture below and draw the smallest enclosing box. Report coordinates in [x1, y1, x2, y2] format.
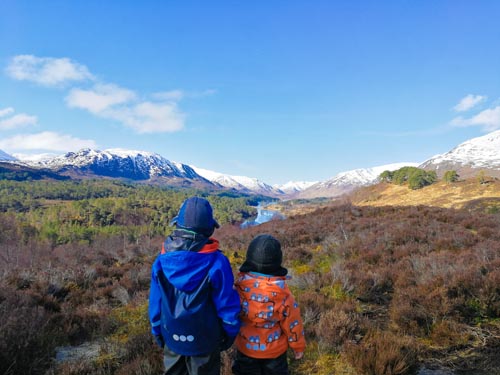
[149, 197, 241, 375]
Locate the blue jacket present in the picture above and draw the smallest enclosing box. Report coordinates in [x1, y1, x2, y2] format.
[149, 232, 241, 356]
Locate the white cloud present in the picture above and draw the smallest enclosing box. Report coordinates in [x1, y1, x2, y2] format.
[6, 55, 94, 87]
[152, 89, 217, 101]
[105, 101, 185, 133]
[453, 94, 487, 112]
[0, 107, 15, 117]
[152, 90, 185, 101]
[194, 89, 217, 97]
[125, 101, 185, 133]
[0, 131, 97, 152]
[66, 84, 136, 113]
[66, 85, 185, 133]
[450, 106, 500, 132]
[7, 54, 191, 133]
[0, 113, 38, 130]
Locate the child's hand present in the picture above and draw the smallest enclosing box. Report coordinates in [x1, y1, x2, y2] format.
[294, 351, 304, 360]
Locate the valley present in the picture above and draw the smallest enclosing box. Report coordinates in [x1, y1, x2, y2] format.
[0, 176, 499, 374]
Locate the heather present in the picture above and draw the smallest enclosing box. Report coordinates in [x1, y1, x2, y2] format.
[1, 180, 499, 374]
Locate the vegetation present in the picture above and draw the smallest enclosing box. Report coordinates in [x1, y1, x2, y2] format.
[380, 167, 437, 190]
[240, 203, 500, 375]
[443, 170, 459, 183]
[1, 178, 499, 374]
[0, 162, 70, 182]
[351, 177, 500, 210]
[0, 179, 260, 246]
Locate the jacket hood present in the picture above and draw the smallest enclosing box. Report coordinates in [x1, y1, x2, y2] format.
[236, 272, 290, 299]
[162, 229, 210, 253]
[159, 249, 219, 292]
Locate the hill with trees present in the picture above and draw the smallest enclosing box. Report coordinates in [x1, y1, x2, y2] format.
[350, 176, 500, 212]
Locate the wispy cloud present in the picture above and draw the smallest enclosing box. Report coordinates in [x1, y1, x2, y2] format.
[0, 107, 38, 130]
[152, 89, 217, 101]
[66, 84, 136, 113]
[6, 54, 193, 134]
[66, 84, 185, 133]
[6, 55, 94, 87]
[453, 94, 487, 112]
[450, 106, 500, 132]
[0, 114, 38, 130]
[0, 107, 15, 117]
[152, 90, 185, 101]
[0, 131, 97, 152]
[107, 101, 185, 133]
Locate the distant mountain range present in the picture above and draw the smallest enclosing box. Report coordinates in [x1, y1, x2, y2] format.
[6, 148, 214, 188]
[190, 165, 287, 196]
[1, 130, 499, 198]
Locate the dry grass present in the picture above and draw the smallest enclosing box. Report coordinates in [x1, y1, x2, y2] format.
[349, 178, 500, 210]
[268, 178, 500, 219]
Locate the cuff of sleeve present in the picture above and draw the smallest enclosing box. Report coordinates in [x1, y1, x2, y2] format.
[222, 320, 241, 337]
[151, 324, 161, 337]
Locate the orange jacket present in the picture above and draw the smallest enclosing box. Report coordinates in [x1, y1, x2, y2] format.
[234, 272, 306, 359]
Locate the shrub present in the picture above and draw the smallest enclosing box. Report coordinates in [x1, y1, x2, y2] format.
[344, 330, 419, 375]
[315, 301, 364, 351]
[428, 320, 472, 348]
[443, 170, 459, 183]
[408, 170, 437, 190]
[0, 287, 62, 374]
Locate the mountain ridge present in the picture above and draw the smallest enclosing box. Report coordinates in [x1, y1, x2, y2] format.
[420, 130, 500, 178]
[2, 130, 499, 198]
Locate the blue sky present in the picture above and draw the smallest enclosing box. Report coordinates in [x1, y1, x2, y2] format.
[1, 1, 500, 184]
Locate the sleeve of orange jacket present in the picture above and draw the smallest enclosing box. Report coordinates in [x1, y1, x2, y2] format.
[280, 290, 306, 354]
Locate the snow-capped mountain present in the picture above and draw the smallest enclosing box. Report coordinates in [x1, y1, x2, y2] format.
[419, 130, 500, 178]
[13, 153, 58, 163]
[297, 162, 420, 199]
[274, 181, 318, 195]
[0, 149, 17, 161]
[6, 130, 500, 198]
[191, 166, 284, 196]
[22, 148, 212, 186]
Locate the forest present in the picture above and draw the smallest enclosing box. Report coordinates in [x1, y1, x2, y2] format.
[0, 179, 499, 375]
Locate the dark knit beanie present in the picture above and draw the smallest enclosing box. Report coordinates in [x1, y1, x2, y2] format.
[239, 234, 288, 276]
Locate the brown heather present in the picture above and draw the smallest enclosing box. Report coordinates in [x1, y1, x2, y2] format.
[1, 182, 500, 374]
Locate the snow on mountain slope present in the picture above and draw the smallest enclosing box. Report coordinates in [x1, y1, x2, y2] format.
[23, 148, 209, 182]
[420, 130, 500, 177]
[0, 149, 17, 161]
[191, 166, 284, 196]
[9, 130, 500, 197]
[274, 180, 318, 194]
[14, 153, 58, 163]
[298, 162, 420, 199]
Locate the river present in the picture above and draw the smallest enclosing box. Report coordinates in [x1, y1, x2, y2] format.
[240, 202, 285, 228]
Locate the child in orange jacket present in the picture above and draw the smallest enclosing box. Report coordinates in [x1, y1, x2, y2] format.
[232, 234, 306, 375]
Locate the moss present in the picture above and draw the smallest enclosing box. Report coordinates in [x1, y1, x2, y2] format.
[291, 260, 313, 275]
[320, 282, 350, 301]
[110, 302, 149, 344]
[291, 342, 357, 375]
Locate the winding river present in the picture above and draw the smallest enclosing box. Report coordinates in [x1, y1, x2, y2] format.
[240, 202, 285, 228]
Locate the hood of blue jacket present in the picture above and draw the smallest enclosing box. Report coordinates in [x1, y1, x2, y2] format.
[158, 251, 217, 292]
